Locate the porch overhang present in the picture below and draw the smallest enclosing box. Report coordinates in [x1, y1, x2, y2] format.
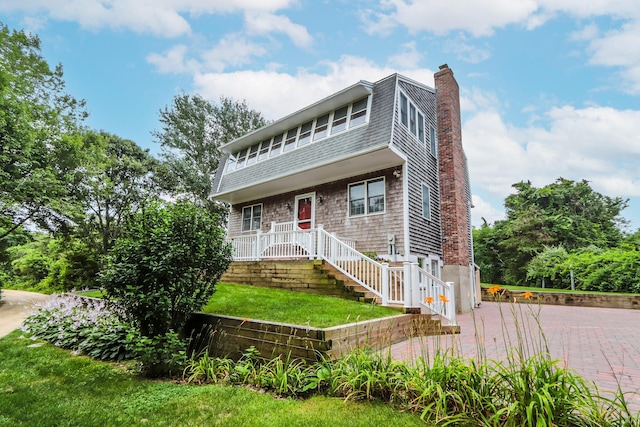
[213, 146, 404, 205]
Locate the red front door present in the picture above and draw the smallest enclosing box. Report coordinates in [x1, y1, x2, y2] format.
[296, 196, 313, 229]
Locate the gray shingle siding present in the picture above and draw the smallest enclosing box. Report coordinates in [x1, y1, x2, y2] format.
[395, 79, 443, 258]
[211, 152, 228, 194]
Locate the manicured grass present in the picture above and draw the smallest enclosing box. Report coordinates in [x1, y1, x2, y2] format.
[0, 332, 427, 427]
[202, 283, 402, 328]
[76, 289, 104, 298]
[482, 283, 639, 296]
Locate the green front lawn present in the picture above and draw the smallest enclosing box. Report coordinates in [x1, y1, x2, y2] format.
[0, 332, 426, 427]
[202, 283, 402, 328]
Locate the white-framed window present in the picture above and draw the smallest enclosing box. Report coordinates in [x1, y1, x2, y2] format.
[226, 153, 237, 172]
[429, 125, 437, 157]
[283, 127, 298, 152]
[270, 134, 283, 157]
[241, 204, 262, 232]
[298, 121, 313, 146]
[331, 106, 348, 134]
[399, 91, 429, 147]
[349, 177, 385, 217]
[227, 96, 370, 171]
[246, 143, 259, 165]
[350, 97, 368, 128]
[314, 114, 329, 141]
[422, 183, 431, 220]
[400, 93, 408, 126]
[258, 138, 271, 161]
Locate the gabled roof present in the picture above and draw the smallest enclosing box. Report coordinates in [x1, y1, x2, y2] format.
[220, 80, 374, 154]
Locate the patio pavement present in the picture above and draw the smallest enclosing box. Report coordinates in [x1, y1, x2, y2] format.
[387, 301, 640, 411]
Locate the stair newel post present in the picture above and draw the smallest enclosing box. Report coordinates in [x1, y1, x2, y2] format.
[270, 221, 276, 233]
[317, 225, 324, 259]
[255, 230, 262, 261]
[446, 282, 457, 325]
[308, 229, 316, 260]
[381, 263, 389, 306]
[410, 262, 420, 307]
[403, 262, 412, 309]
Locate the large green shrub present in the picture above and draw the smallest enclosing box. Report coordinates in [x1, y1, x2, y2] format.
[5, 234, 100, 293]
[100, 199, 231, 339]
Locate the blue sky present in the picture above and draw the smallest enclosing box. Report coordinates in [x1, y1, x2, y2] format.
[2, 0, 639, 232]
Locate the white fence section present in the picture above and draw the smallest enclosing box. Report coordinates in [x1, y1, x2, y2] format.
[228, 223, 456, 325]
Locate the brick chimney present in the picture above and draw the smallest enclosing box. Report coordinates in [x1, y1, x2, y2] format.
[434, 64, 478, 311]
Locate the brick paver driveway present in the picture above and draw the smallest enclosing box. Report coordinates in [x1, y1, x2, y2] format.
[388, 301, 640, 410]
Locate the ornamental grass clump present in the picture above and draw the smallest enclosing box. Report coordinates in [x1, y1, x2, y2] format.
[21, 293, 137, 361]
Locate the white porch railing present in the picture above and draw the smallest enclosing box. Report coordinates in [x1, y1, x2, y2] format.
[228, 223, 456, 325]
[416, 266, 457, 326]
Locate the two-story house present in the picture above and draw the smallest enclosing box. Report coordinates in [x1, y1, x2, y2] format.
[211, 65, 478, 316]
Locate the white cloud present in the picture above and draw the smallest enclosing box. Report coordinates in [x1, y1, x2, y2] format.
[463, 91, 640, 210]
[471, 195, 505, 227]
[192, 55, 435, 120]
[201, 34, 268, 72]
[147, 45, 199, 74]
[366, 0, 540, 37]
[443, 34, 491, 64]
[387, 41, 423, 69]
[244, 12, 313, 48]
[365, 0, 640, 92]
[0, 0, 300, 37]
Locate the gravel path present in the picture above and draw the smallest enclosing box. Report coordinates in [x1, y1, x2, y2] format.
[0, 289, 51, 338]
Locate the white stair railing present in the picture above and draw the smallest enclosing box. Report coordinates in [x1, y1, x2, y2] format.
[415, 265, 457, 325]
[317, 225, 387, 304]
[228, 223, 457, 324]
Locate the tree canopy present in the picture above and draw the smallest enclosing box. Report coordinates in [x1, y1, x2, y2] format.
[153, 94, 267, 213]
[475, 178, 628, 285]
[0, 24, 87, 239]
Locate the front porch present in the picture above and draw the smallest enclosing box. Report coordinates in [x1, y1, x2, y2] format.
[227, 223, 457, 326]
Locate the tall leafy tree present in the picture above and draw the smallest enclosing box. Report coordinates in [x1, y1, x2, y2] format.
[475, 178, 628, 285]
[0, 24, 87, 239]
[69, 131, 161, 257]
[152, 94, 266, 214]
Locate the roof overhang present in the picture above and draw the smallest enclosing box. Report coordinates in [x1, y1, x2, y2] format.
[213, 147, 404, 205]
[220, 81, 374, 154]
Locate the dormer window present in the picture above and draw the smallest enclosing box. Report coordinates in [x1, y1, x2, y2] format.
[331, 106, 348, 134]
[226, 95, 370, 172]
[270, 134, 283, 157]
[246, 144, 259, 165]
[350, 98, 368, 127]
[283, 127, 298, 152]
[314, 114, 329, 141]
[298, 121, 313, 146]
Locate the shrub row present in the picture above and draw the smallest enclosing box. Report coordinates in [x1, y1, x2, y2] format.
[527, 245, 640, 292]
[183, 345, 636, 426]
